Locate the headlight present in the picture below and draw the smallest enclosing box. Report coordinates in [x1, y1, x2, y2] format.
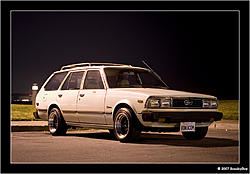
[211, 99, 218, 108]
[148, 98, 161, 108]
[202, 98, 218, 108]
[146, 97, 171, 108]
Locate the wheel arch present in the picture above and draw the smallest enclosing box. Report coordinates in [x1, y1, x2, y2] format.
[113, 103, 134, 120]
[47, 103, 62, 118]
[112, 102, 142, 128]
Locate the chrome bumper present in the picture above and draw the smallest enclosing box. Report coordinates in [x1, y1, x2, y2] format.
[137, 110, 223, 128]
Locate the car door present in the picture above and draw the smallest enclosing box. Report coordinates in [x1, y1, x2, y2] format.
[77, 70, 106, 124]
[57, 70, 85, 123]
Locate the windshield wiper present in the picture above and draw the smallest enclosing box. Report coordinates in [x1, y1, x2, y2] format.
[142, 85, 168, 89]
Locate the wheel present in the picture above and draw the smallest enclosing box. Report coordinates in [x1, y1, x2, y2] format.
[114, 108, 140, 142]
[48, 108, 68, 136]
[182, 127, 208, 140]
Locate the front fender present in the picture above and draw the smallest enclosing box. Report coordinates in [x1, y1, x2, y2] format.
[112, 99, 138, 116]
[104, 99, 139, 125]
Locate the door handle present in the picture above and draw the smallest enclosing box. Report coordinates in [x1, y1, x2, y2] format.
[58, 94, 63, 98]
[80, 94, 85, 97]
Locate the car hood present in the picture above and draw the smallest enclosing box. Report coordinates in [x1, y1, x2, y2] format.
[108, 88, 216, 99]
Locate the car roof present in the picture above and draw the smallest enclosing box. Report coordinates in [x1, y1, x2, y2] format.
[53, 63, 149, 74]
[61, 62, 132, 70]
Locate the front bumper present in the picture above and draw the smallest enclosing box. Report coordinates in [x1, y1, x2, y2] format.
[142, 111, 223, 123]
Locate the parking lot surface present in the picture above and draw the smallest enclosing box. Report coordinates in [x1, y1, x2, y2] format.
[11, 129, 238, 163]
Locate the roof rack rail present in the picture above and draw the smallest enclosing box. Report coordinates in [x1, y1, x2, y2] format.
[60, 62, 131, 70]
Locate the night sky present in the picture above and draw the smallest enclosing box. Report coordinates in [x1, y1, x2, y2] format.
[12, 11, 239, 99]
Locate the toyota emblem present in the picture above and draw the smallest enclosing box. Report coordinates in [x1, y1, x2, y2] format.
[184, 99, 193, 106]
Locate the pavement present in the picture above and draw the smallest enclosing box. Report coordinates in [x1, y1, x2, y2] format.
[11, 119, 239, 132]
[12, 129, 239, 163]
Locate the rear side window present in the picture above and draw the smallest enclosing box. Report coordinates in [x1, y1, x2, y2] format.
[44, 72, 68, 91]
[83, 70, 104, 89]
[61, 71, 85, 90]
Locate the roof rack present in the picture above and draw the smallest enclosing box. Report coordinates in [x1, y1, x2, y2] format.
[60, 62, 131, 70]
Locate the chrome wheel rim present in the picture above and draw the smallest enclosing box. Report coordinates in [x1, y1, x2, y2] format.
[48, 111, 58, 133]
[115, 113, 129, 139]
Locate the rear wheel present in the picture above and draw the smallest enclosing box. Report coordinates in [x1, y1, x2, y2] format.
[48, 108, 68, 136]
[114, 108, 140, 142]
[182, 127, 208, 140]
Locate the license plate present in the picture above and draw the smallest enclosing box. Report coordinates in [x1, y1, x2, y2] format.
[180, 122, 195, 132]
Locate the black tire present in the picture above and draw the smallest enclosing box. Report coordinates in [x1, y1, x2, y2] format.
[114, 108, 140, 142]
[48, 108, 68, 136]
[182, 127, 208, 140]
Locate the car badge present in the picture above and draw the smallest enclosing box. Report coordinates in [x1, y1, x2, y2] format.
[184, 99, 193, 106]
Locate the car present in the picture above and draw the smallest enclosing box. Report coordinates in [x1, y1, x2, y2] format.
[34, 62, 223, 142]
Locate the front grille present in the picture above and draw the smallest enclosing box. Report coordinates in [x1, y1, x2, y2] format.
[172, 98, 203, 108]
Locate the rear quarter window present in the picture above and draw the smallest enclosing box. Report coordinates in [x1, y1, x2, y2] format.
[44, 72, 68, 91]
[61, 71, 85, 90]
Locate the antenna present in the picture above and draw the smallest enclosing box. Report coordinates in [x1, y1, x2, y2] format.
[142, 60, 169, 88]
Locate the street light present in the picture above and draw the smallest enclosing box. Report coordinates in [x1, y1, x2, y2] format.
[32, 83, 39, 105]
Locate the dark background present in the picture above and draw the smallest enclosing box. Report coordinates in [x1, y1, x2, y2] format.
[12, 11, 239, 99]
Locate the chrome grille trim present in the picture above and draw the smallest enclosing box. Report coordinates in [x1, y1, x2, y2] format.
[171, 97, 203, 109]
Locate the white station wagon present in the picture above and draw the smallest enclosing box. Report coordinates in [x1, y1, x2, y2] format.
[35, 62, 223, 142]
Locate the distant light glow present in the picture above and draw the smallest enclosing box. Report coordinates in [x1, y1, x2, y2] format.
[21, 99, 29, 102]
[32, 85, 39, 90]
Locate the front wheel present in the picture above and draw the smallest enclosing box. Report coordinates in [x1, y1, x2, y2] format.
[48, 108, 68, 136]
[182, 127, 208, 140]
[114, 108, 140, 142]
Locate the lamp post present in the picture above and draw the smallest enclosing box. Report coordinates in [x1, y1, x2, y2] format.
[32, 83, 39, 105]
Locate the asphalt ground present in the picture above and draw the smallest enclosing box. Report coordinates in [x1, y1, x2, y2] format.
[11, 128, 239, 163]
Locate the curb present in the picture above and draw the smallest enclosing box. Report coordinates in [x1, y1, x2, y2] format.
[209, 120, 239, 130]
[11, 126, 48, 132]
[11, 121, 48, 132]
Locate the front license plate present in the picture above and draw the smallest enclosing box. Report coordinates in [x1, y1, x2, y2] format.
[180, 122, 195, 132]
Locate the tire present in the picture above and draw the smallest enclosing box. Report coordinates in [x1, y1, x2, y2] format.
[182, 127, 208, 140]
[48, 108, 68, 136]
[114, 108, 140, 142]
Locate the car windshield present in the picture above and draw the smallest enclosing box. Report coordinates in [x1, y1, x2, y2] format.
[104, 68, 168, 89]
